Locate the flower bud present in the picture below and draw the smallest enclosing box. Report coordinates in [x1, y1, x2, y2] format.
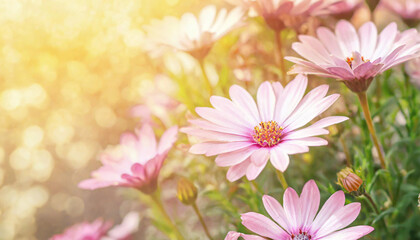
[177, 177, 198, 205]
[337, 167, 363, 193]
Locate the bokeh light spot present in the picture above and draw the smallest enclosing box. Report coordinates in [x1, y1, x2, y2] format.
[22, 125, 44, 148]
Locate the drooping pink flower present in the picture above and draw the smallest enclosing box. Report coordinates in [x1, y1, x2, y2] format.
[143, 5, 245, 60]
[381, 0, 420, 26]
[78, 124, 178, 194]
[405, 57, 420, 89]
[182, 74, 347, 181]
[51, 212, 140, 240]
[226, 0, 340, 31]
[104, 212, 140, 240]
[225, 180, 374, 240]
[326, 0, 363, 19]
[286, 20, 420, 92]
[50, 219, 112, 240]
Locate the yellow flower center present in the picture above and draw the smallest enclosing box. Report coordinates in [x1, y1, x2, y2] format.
[252, 121, 283, 147]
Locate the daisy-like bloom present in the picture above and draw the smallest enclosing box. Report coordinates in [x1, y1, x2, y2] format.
[326, 0, 363, 19]
[104, 212, 140, 240]
[227, 0, 340, 32]
[225, 180, 374, 240]
[381, 0, 420, 27]
[286, 20, 420, 93]
[51, 212, 140, 240]
[50, 219, 112, 240]
[143, 5, 244, 60]
[182, 74, 347, 181]
[287, 20, 420, 169]
[78, 124, 178, 194]
[405, 57, 420, 89]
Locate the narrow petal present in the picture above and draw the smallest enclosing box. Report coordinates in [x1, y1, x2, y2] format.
[335, 20, 360, 57]
[372, 22, 397, 60]
[199, 5, 217, 31]
[300, 180, 320, 231]
[319, 226, 374, 240]
[274, 74, 308, 124]
[270, 146, 290, 172]
[262, 195, 292, 233]
[316, 27, 344, 58]
[157, 126, 178, 154]
[283, 128, 329, 140]
[226, 159, 250, 182]
[311, 191, 345, 235]
[136, 124, 158, 161]
[190, 141, 255, 156]
[210, 96, 256, 128]
[283, 187, 301, 233]
[216, 147, 258, 167]
[326, 67, 355, 80]
[257, 81, 276, 121]
[316, 202, 361, 238]
[285, 137, 328, 147]
[241, 213, 288, 239]
[246, 160, 268, 180]
[250, 148, 270, 166]
[358, 21, 377, 59]
[229, 85, 261, 123]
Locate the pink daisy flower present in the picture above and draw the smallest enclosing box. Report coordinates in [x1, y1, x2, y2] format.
[143, 5, 244, 60]
[225, 180, 374, 240]
[51, 212, 140, 240]
[104, 212, 141, 240]
[50, 219, 112, 240]
[381, 0, 420, 26]
[226, 0, 340, 31]
[326, 0, 363, 19]
[182, 74, 347, 181]
[78, 124, 178, 194]
[405, 58, 420, 89]
[286, 20, 420, 92]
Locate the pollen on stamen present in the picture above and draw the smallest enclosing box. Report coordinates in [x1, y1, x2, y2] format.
[346, 57, 354, 67]
[252, 120, 283, 147]
[346, 56, 369, 68]
[292, 231, 312, 240]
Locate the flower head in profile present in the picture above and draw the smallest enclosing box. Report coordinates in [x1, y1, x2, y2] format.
[225, 180, 374, 240]
[182, 74, 347, 181]
[227, 0, 339, 31]
[327, 0, 363, 19]
[143, 5, 244, 60]
[50, 219, 112, 240]
[286, 20, 420, 92]
[50, 212, 140, 240]
[405, 57, 420, 89]
[79, 124, 178, 194]
[381, 0, 420, 26]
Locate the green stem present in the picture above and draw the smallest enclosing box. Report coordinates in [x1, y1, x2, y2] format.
[198, 59, 213, 95]
[339, 135, 352, 167]
[276, 170, 289, 189]
[357, 92, 387, 169]
[364, 193, 389, 234]
[192, 203, 214, 240]
[364, 192, 379, 214]
[274, 30, 287, 84]
[251, 180, 264, 194]
[150, 191, 185, 240]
